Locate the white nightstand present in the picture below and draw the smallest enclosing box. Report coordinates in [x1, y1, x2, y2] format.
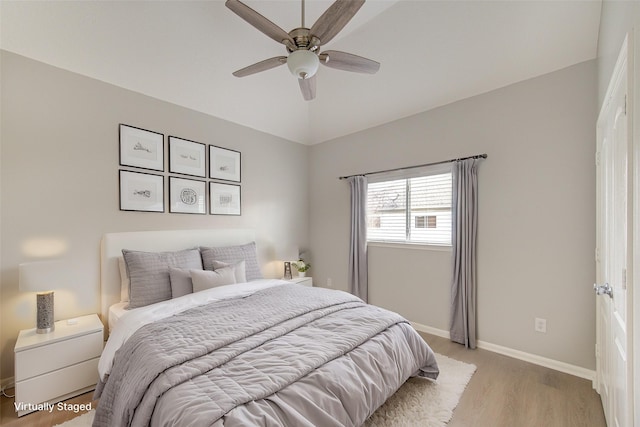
[289, 276, 313, 287]
[14, 314, 103, 416]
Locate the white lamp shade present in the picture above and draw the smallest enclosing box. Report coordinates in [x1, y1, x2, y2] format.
[287, 50, 319, 79]
[19, 260, 67, 292]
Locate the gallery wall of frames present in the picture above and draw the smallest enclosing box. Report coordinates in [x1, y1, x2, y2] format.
[118, 123, 242, 215]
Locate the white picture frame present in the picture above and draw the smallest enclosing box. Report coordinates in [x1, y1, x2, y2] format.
[169, 136, 206, 178]
[209, 145, 241, 182]
[169, 177, 206, 214]
[209, 182, 241, 215]
[119, 170, 164, 212]
[119, 124, 164, 171]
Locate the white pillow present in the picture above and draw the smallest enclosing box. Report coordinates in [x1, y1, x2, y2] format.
[212, 260, 247, 284]
[190, 267, 237, 292]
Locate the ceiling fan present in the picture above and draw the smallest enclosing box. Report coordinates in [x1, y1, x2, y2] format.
[226, 0, 380, 101]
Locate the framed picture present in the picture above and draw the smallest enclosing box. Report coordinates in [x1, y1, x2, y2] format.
[169, 136, 206, 178]
[169, 177, 206, 214]
[209, 182, 241, 215]
[119, 170, 164, 212]
[209, 145, 241, 182]
[119, 124, 164, 171]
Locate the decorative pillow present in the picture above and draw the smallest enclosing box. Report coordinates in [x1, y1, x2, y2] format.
[169, 267, 194, 298]
[118, 257, 130, 302]
[123, 248, 203, 309]
[200, 242, 262, 281]
[190, 267, 236, 292]
[211, 260, 247, 284]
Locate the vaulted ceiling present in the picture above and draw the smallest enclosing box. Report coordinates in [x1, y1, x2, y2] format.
[1, 1, 601, 144]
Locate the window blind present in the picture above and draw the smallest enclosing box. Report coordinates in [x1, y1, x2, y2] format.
[367, 170, 452, 246]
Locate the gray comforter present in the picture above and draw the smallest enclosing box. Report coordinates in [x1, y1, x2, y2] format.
[94, 285, 439, 427]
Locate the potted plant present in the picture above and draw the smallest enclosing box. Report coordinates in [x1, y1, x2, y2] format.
[291, 259, 310, 277]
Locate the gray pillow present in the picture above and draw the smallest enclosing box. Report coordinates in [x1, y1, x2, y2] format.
[118, 257, 130, 302]
[190, 267, 236, 292]
[123, 248, 203, 309]
[200, 242, 262, 281]
[169, 267, 194, 298]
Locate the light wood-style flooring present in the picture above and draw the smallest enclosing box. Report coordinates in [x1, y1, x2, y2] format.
[0, 332, 606, 427]
[423, 333, 606, 427]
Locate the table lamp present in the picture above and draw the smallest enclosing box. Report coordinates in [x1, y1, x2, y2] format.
[19, 261, 66, 334]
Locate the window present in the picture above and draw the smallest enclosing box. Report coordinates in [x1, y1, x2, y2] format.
[366, 169, 452, 246]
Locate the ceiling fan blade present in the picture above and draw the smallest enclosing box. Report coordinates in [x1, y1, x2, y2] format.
[226, 0, 294, 45]
[299, 75, 317, 101]
[319, 50, 380, 74]
[232, 56, 287, 77]
[310, 0, 365, 46]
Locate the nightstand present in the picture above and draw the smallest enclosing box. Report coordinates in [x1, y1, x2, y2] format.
[14, 314, 103, 416]
[289, 276, 313, 287]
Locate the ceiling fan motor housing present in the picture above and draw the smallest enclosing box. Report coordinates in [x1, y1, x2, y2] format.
[286, 28, 320, 51]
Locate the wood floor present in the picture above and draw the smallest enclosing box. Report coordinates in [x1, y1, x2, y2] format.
[423, 333, 606, 427]
[0, 332, 606, 427]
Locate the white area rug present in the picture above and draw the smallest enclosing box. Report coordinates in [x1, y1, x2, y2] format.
[54, 410, 95, 427]
[55, 353, 475, 427]
[364, 353, 476, 426]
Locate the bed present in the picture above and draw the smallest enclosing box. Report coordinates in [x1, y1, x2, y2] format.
[95, 229, 439, 427]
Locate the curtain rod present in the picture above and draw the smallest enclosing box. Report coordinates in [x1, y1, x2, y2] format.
[338, 153, 487, 180]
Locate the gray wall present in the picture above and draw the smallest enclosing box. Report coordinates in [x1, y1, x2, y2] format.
[597, 0, 640, 105]
[0, 51, 309, 380]
[309, 60, 597, 370]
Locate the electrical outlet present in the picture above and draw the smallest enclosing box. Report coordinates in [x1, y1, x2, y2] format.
[535, 318, 547, 333]
[326, 278, 333, 288]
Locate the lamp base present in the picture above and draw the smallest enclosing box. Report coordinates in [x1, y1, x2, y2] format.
[36, 291, 55, 334]
[283, 262, 292, 280]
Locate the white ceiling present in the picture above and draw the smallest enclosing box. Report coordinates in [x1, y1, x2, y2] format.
[1, 0, 601, 145]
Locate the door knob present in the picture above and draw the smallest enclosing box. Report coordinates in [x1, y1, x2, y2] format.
[594, 283, 613, 298]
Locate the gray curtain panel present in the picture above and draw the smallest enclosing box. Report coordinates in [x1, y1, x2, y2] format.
[348, 176, 368, 302]
[449, 158, 479, 349]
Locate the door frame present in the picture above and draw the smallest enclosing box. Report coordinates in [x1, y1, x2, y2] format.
[632, 26, 640, 427]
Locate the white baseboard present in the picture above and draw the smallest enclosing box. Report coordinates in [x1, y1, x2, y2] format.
[410, 322, 596, 382]
[1, 376, 15, 390]
[411, 322, 451, 339]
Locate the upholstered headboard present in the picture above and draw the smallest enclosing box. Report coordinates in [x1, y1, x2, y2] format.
[100, 228, 256, 330]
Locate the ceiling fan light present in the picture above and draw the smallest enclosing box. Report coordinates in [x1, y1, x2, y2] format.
[287, 50, 319, 79]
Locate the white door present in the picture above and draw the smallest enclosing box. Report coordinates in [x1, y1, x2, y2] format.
[595, 35, 633, 427]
